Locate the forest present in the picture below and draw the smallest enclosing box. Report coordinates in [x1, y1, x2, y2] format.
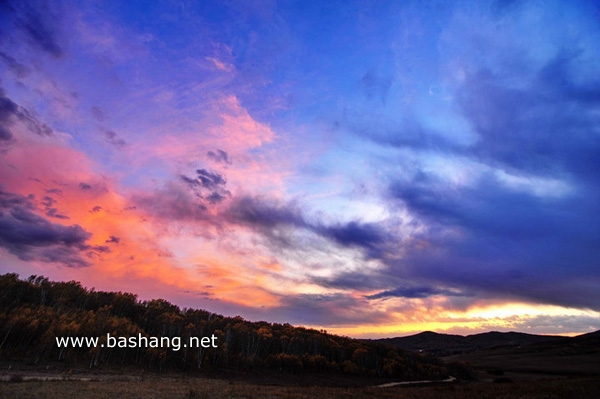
[0, 273, 454, 380]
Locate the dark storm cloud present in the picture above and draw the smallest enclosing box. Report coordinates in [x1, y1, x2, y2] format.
[137, 179, 392, 262]
[390, 172, 569, 239]
[228, 195, 388, 250]
[313, 272, 383, 291]
[378, 54, 600, 309]
[388, 168, 600, 309]
[0, 190, 104, 267]
[207, 149, 232, 164]
[365, 285, 472, 300]
[331, 10, 600, 312]
[318, 221, 386, 257]
[138, 187, 305, 249]
[459, 54, 600, 181]
[226, 195, 398, 263]
[137, 185, 302, 227]
[226, 195, 306, 228]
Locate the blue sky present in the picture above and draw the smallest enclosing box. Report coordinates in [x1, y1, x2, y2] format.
[1, 0, 599, 337]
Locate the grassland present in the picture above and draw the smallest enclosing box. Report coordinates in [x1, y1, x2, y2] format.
[1, 374, 600, 399]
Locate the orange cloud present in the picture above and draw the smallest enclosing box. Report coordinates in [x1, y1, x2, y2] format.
[1, 106, 295, 311]
[0, 129, 210, 295]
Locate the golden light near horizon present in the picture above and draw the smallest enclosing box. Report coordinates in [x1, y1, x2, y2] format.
[318, 302, 600, 339]
[460, 303, 600, 320]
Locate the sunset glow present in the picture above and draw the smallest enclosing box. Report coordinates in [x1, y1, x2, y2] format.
[1, 0, 599, 337]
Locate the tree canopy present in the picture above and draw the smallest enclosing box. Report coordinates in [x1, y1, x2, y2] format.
[0, 273, 449, 379]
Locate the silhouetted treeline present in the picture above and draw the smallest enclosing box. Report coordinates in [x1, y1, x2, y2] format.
[0, 273, 448, 379]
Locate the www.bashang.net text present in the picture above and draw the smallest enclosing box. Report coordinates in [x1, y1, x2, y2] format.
[55, 333, 218, 352]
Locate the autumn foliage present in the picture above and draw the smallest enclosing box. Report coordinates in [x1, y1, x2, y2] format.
[0, 273, 447, 379]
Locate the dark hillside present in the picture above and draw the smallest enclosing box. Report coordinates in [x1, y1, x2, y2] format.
[0, 273, 448, 382]
[375, 329, 600, 380]
[375, 330, 567, 356]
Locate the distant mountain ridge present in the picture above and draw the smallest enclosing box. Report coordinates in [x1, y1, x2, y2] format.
[374, 330, 585, 357]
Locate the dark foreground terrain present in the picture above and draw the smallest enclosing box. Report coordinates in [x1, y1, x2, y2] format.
[377, 329, 600, 381]
[1, 374, 600, 399]
[2, 329, 599, 398]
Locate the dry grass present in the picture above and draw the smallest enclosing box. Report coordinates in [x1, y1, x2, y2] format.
[1, 375, 600, 399]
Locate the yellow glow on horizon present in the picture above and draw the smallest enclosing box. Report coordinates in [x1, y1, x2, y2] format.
[316, 302, 600, 339]
[458, 302, 598, 320]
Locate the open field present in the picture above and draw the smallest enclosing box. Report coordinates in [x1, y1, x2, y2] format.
[446, 348, 600, 382]
[1, 375, 600, 399]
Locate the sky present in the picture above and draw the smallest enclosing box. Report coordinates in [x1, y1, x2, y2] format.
[1, 0, 600, 338]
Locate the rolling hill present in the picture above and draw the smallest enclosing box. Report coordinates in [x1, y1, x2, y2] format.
[375, 330, 600, 379]
[375, 330, 569, 356]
